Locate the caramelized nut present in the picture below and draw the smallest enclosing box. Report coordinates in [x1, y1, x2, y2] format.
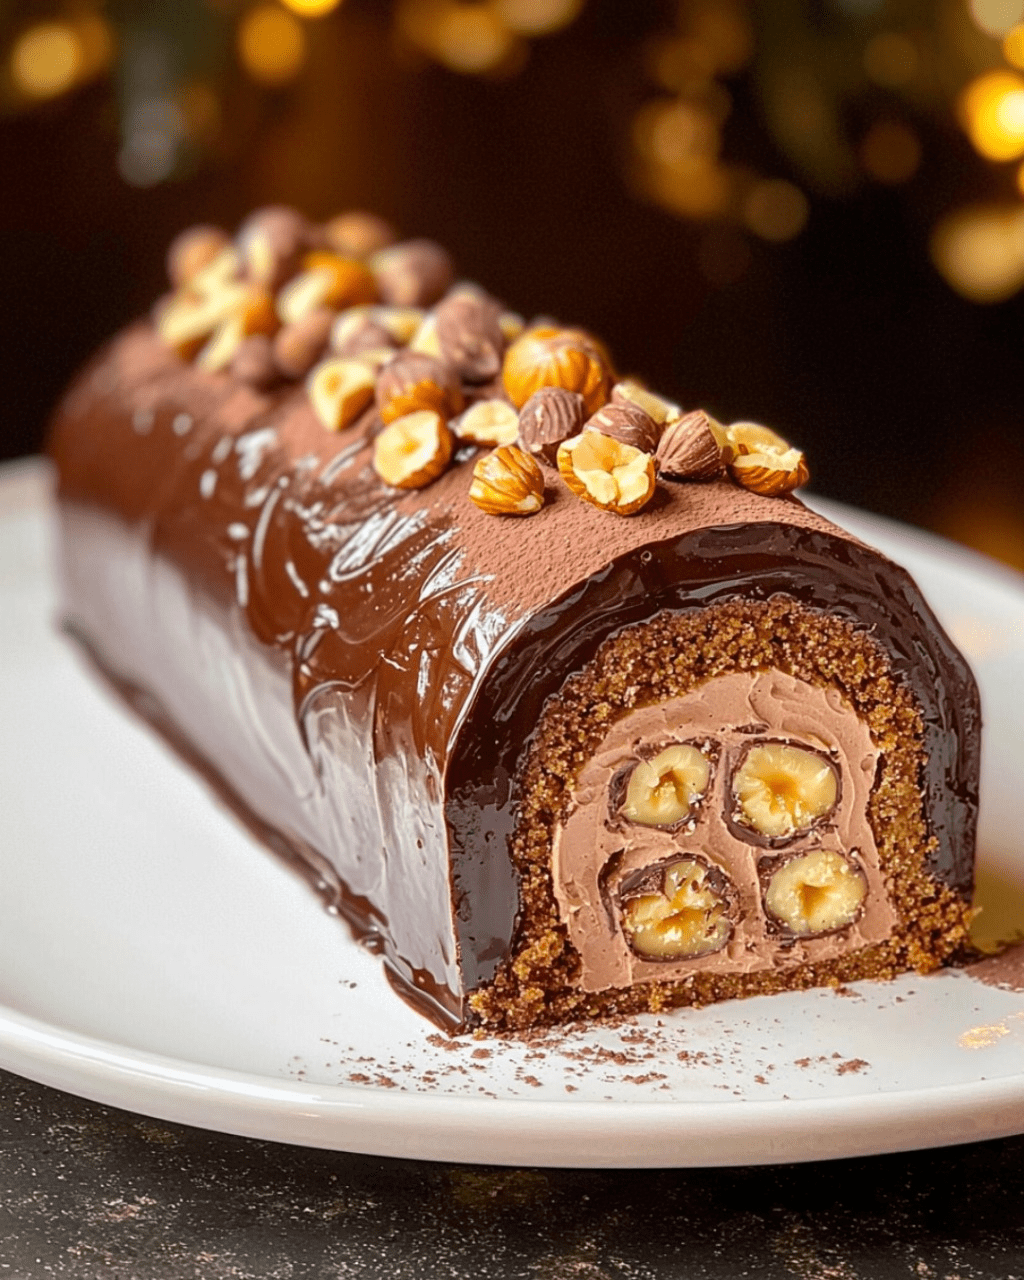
[503, 326, 612, 415]
[435, 291, 505, 383]
[764, 850, 866, 936]
[726, 421, 809, 496]
[452, 399, 520, 447]
[732, 742, 838, 840]
[307, 358, 376, 431]
[611, 380, 681, 427]
[620, 859, 732, 961]
[373, 410, 453, 488]
[272, 308, 334, 379]
[370, 239, 454, 307]
[469, 445, 545, 515]
[557, 431, 656, 515]
[166, 225, 231, 289]
[323, 210, 397, 259]
[277, 253, 378, 325]
[622, 744, 710, 827]
[656, 409, 728, 481]
[518, 386, 585, 464]
[585, 401, 660, 454]
[376, 352, 463, 424]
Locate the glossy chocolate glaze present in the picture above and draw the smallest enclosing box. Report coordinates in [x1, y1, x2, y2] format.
[49, 324, 981, 1029]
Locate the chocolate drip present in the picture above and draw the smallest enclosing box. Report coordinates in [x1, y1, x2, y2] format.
[48, 325, 980, 1028]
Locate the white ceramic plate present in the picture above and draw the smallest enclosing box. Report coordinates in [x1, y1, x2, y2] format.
[2, 457, 1023, 1169]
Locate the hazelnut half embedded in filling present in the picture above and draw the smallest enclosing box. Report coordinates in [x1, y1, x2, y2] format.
[621, 743, 711, 828]
[619, 857, 733, 960]
[731, 741, 839, 842]
[763, 849, 867, 937]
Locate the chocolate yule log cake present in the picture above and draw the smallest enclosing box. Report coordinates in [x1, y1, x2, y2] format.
[48, 206, 981, 1032]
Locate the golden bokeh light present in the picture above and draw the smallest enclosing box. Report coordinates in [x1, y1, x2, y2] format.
[10, 22, 83, 100]
[492, 0, 584, 37]
[863, 32, 918, 87]
[74, 14, 115, 80]
[178, 81, 222, 144]
[743, 179, 809, 242]
[1004, 23, 1024, 66]
[633, 98, 719, 166]
[280, 0, 343, 14]
[433, 4, 517, 74]
[238, 4, 307, 86]
[930, 203, 1024, 303]
[687, 0, 752, 77]
[959, 70, 1024, 161]
[860, 120, 921, 184]
[397, 0, 521, 75]
[968, 0, 1024, 37]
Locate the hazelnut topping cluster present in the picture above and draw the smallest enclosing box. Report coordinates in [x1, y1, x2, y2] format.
[154, 210, 810, 512]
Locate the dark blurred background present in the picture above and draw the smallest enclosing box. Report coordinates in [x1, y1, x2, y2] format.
[2, 0, 1023, 568]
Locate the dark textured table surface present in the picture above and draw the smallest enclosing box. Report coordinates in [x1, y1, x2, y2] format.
[2, 1068, 1024, 1279]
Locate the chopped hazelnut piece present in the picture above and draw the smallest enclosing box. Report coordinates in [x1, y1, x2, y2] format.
[194, 287, 278, 373]
[620, 859, 732, 961]
[611, 380, 681, 427]
[469, 445, 545, 516]
[155, 279, 249, 360]
[376, 352, 463, 424]
[732, 742, 838, 840]
[764, 850, 866, 936]
[277, 253, 378, 326]
[408, 312, 443, 358]
[622, 744, 710, 827]
[557, 431, 656, 515]
[306, 358, 376, 432]
[452, 399, 520, 447]
[373, 410, 454, 489]
[375, 306, 425, 345]
[725, 421, 809, 496]
[503, 326, 612, 416]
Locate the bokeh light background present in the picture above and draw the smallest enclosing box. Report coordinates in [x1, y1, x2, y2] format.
[2, 0, 1024, 569]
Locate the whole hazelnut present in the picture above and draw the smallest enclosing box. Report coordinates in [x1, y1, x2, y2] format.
[370, 239, 454, 307]
[324, 211, 397, 259]
[273, 308, 334, 380]
[435, 291, 505, 383]
[237, 205, 318, 290]
[166, 225, 231, 289]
